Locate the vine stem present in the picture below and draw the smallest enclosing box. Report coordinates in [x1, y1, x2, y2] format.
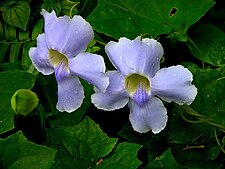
[214, 129, 225, 154]
[186, 35, 205, 69]
[177, 104, 225, 132]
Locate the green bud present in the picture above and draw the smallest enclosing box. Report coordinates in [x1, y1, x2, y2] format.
[11, 89, 39, 116]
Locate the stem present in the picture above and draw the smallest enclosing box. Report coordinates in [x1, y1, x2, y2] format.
[37, 104, 46, 137]
[186, 35, 205, 69]
[214, 129, 225, 154]
[177, 105, 203, 124]
[178, 104, 225, 132]
[79, 0, 88, 14]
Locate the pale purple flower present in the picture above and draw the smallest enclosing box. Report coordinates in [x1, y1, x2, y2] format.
[29, 10, 109, 113]
[91, 36, 197, 134]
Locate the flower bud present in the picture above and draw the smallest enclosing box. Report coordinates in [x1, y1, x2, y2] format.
[11, 89, 39, 116]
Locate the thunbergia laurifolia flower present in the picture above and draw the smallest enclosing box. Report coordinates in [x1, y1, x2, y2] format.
[29, 10, 109, 113]
[91, 36, 197, 134]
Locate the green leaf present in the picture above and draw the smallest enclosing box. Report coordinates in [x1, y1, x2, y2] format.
[168, 107, 213, 145]
[99, 142, 141, 169]
[31, 19, 44, 41]
[145, 149, 184, 169]
[0, 43, 9, 63]
[0, 21, 4, 41]
[0, 131, 57, 169]
[2, 1, 31, 31]
[171, 144, 222, 168]
[60, 0, 79, 16]
[9, 43, 22, 63]
[0, 70, 36, 134]
[188, 24, 225, 66]
[87, 0, 215, 40]
[42, 0, 61, 15]
[46, 117, 118, 168]
[4, 23, 17, 41]
[208, 146, 221, 160]
[191, 68, 225, 126]
[21, 42, 36, 70]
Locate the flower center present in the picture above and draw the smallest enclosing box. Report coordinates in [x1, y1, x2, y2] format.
[49, 50, 70, 81]
[125, 74, 151, 107]
[49, 49, 68, 69]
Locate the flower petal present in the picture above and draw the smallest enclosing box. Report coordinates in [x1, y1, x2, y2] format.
[128, 97, 168, 134]
[43, 10, 94, 58]
[56, 74, 84, 113]
[105, 36, 163, 77]
[41, 9, 57, 32]
[91, 71, 129, 111]
[151, 65, 197, 105]
[29, 34, 54, 75]
[69, 52, 109, 92]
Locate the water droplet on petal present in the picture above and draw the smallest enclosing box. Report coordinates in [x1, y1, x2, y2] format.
[174, 73, 178, 77]
[120, 55, 123, 60]
[99, 68, 103, 72]
[132, 119, 135, 123]
[75, 30, 79, 34]
[146, 42, 151, 46]
[94, 61, 98, 64]
[74, 91, 78, 94]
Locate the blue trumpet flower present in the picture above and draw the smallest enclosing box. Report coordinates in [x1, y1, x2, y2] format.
[92, 37, 197, 134]
[29, 10, 109, 113]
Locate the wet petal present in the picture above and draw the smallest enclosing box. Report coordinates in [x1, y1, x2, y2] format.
[29, 34, 54, 75]
[91, 71, 129, 111]
[41, 9, 57, 32]
[56, 74, 84, 113]
[69, 52, 109, 92]
[43, 11, 94, 58]
[151, 65, 197, 105]
[105, 36, 163, 77]
[128, 97, 168, 134]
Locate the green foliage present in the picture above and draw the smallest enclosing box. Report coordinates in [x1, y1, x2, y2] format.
[99, 142, 141, 169]
[87, 0, 215, 41]
[0, 70, 36, 134]
[42, 0, 61, 15]
[2, 1, 30, 31]
[0, 0, 225, 169]
[145, 149, 184, 169]
[188, 24, 225, 66]
[47, 117, 141, 168]
[0, 131, 57, 169]
[191, 68, 225, 126]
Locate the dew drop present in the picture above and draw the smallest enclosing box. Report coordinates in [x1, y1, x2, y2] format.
[94, 61, 98, 64]
[75, 30, 79, 34]
[146, 42, 151, 46]
[74, 91, 78, 94]
[120, 55, 123, 60]
[132, 119, 135, 123]
[174, 73, 178, 77]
